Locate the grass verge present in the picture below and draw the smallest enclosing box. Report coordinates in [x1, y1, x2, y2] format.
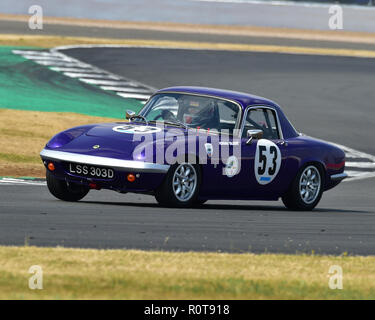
[0, 109, 119, 177]
[1, 246, 375, 299]
[0, 46, 143, 118]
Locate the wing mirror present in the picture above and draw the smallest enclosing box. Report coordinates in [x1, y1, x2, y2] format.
[246, 129, 263, 145]
[125, 110, 136, 120]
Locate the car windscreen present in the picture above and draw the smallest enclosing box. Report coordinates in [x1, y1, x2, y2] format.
[139, 93, 240, 135]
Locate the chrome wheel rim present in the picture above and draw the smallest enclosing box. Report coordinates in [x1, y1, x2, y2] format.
[299, 166, 321, 205]
[172, 163, 197, 202]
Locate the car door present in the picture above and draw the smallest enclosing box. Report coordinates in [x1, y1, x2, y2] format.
[236, 106, 288, 199]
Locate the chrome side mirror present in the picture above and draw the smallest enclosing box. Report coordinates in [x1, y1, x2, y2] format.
[246, 129, 263, 145]
[125, 110, 136, 120]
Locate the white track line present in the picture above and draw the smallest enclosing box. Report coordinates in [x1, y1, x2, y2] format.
[326, 140, 375, 182]
[13, 48, 156, 105]
[12, 50, 64, 57]
[100, 86, 151, 93]
[63, 72, 121, 79]
[346, 162, 375, 169]
[51, 46, 157, 92]
[30, 60, 91, 68]
[343, 171, 375, 182]
[0, 178, 46, 186]
[116, 92, 151, 100]
[20, 55, 73, 62]
[79, 79, 139, 86]
[330, 141, 375, 162]
[50, 67, 96, 73]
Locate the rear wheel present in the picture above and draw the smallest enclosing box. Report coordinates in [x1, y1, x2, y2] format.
[46, 170, 89, 202]
[155, 162, 200, 207]
[282, 164, 323, 211]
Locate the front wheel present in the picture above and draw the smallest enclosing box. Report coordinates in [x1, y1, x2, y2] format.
[282, 164, 323, 211]
[46, 170, 89, 202]
[155, 162, 200, 207]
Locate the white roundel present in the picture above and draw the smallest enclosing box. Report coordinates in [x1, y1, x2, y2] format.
[113, 125, 161, 134]
[254, 139, 281, 185]
[225, 156, 239, 178]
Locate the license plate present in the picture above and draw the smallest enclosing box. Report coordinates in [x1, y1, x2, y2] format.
[68, 163, 114, 179]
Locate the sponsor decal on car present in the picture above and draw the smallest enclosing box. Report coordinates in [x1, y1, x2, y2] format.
[204, 143, 213, 158]
[224, 155, 239, 178]
[113, 125, 162, 134]
[254, 139, 281, 185]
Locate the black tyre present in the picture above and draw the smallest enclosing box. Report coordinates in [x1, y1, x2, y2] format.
[282, 164, 324, 211]
[155, 162, 201, 207]
[46, 170, 89, 202]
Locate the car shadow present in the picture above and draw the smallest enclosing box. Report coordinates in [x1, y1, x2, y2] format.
[79, 200, 370, 214]
[199, 204, 369, 214]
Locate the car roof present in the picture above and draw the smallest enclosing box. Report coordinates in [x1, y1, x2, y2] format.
[156, 86, 280, 110]
[155, 86, 299, 139]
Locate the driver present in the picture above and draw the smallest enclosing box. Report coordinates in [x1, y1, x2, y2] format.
[183, 101, 200, 125]
[179, 97, 219, 130]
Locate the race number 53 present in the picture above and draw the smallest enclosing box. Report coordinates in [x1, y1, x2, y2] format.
[254, 139, 281, 185]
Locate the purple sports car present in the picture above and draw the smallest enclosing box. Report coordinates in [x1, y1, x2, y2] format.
[40, 86, 347, 210]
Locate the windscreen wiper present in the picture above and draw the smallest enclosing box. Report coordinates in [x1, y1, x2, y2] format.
[164, 120, 188, 129]
[149, 119, 188, 129]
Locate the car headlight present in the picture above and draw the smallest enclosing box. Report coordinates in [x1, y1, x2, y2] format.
[46, 127, 91, 148]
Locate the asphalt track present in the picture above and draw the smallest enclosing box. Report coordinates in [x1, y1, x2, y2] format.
[1, 179, 374, 255]
[1, 46, 375, 255]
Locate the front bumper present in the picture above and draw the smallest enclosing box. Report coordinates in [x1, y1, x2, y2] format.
[40, 148, 169, 193]
[40, 149, 170, 173]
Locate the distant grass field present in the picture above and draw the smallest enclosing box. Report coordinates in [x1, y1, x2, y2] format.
[0, 109, 119, 177]
[1, 246, 375, 299]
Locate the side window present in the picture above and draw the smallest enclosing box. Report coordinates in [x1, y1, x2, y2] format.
[242, 108, 280, 139]
[217, 101, 240, 135]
